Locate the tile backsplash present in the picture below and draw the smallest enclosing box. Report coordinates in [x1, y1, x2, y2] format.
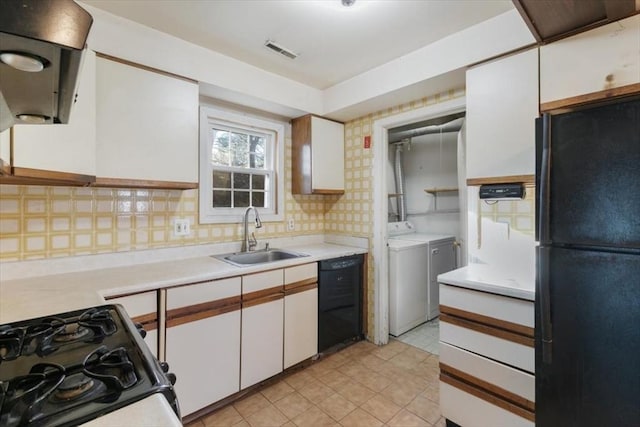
[0, 136, 328, 261]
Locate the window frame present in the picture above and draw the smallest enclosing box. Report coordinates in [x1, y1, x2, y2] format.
[199, 105, 285, 224]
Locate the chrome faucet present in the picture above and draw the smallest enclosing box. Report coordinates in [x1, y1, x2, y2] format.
[242, 206, 262, 252]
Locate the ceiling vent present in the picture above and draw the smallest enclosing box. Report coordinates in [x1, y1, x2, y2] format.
[264, 40, 297, 59]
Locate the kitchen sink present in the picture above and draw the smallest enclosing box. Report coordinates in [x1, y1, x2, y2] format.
[214, 248, 309, 266]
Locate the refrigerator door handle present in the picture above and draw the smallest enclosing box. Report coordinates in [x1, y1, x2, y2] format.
[538, 114, 552, 245]
[538, 246, 553, 364]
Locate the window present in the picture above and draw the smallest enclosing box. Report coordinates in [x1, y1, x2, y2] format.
[200, 106, 285, 224]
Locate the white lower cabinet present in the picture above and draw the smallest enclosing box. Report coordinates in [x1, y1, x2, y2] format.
[165, 277, 241, 416]
[106, 290, 158, 359]
[284, 263, 318, 368]
[240, 269, 284, 389]
[439, 283, 535, 426]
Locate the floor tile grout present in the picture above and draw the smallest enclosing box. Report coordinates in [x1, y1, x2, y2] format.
[186, 334, 444, 427]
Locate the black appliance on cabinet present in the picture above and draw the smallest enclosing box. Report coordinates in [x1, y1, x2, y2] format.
[0, 305, 179, 426]
[535, 97, 640, 427]
[318, 254, 364, 352]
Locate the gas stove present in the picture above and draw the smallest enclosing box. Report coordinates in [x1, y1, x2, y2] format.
[0, 305, 179, 426]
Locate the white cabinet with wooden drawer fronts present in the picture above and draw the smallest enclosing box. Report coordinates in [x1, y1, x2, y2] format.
[466, 48, 538, 181]
[241, 269, 284, 389]
[106, 290, 159, 359]
[95, 54, 199, 187]
[165, 277, 241, 416]
[438, 282, 535, 426]
[540, 14, 640, 110]
[10, 50, 96, 181]
[284, 263, 318, 368]
[292, 115, 345, 194]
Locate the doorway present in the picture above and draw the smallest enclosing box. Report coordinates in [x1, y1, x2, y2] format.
[371, 96, 466, 346]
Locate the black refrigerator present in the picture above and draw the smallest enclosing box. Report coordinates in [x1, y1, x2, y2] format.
[535, 97, 640, 427]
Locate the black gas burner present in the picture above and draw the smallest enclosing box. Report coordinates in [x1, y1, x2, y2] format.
[0, 305, 179, 427]
[0, 308, 116, 362]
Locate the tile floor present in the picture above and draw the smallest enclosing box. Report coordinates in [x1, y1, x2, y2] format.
[395, 318, 440, 355]
[185, 339, 444, 427]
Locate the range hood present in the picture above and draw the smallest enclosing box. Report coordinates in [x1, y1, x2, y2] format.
[0, 0, 93, 131]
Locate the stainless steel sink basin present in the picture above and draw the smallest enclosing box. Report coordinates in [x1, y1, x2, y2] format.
[214, 249, 308, 266]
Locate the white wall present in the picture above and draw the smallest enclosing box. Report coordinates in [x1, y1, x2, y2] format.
[387, 132, 461, 241]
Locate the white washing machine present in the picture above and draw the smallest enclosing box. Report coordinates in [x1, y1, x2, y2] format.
[388, 222, 456, 336]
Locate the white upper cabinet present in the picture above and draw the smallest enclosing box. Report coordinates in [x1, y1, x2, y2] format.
[540, 14, 640, 108]
[95, 55, 199, 185]
[292, 115, 345, 194]
[11, 50, 96, 177]
[466, 48, 539, 180]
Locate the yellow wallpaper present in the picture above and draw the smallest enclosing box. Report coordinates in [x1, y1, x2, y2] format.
[333, 88, 466, 339]
[0, 137, 326, 261]
[479, 186, 535, 236]
[0, 89, 466, 341]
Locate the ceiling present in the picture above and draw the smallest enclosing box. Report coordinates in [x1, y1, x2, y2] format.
[81, 0, 514, 90]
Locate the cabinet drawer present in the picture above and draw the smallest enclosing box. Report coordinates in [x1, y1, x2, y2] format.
[284, 263, 317, 285]
[440, 284, 533, 328]
[167, 277, 241, 310]
[108, 291, 157, 320]
[440, 321, 534, 373]
[440, 342, 534, 404]
[243, 269, 283, 294]
[440, 381, 534, 427]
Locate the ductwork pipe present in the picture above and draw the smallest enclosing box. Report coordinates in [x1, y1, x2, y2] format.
[393, 142, 408, 222]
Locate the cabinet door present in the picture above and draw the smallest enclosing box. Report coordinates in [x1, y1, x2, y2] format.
[311, 116, 344, 192]
[11, 50, 96, 176]
[284, 263, 318, 368]
[106, 291, 158, 358]
[466, 48, 538, 179]
[540, 15, 640, 107]
[241, 298, 284, 389]
[241, 269, 284, 389]
[166, 277, 241, 416]
[95, 56, 198, 184]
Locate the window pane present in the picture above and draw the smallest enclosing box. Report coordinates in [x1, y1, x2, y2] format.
[234, 173, 250, 189]
[234, 191, 250, 207]
[251, 174, 265, 190]
[212, 190, 231, 208]
[249, 135, 266, 169]
[211, 129, 230, 166]
[231, 132, 249, 167]
[212, 171, 231, 188]
[252, 191, 265, 208]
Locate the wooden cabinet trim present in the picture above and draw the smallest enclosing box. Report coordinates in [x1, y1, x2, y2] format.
[242, 285, 284, 307]
[291, 115, 312, 194]
[284, 278, 317, 291]
[312, 189, 345, 195]
[466, 175, 535, 186]
[284, 282, 317, 297]
[166, 295, 241, 328]
[131, 313, 158, 331]
[9, 167, 95, 185]
[440, 367, 535, 422]
[440, 312, 534, 348]
[93, 177, 198, 190]
[540, 83, 640, 113]
[96, 52, 197, 84]
[440, 305, 534, 338]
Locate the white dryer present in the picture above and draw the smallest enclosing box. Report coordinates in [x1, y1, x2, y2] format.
[388, 222, 456, 336]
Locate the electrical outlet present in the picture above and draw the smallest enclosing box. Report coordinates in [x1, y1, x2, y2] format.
[174, 219, 190, 236]
[287, 218, 295, 231]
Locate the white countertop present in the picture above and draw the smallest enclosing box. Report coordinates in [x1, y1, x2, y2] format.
[0, 240, 367, 426]
[0, 242, 367, 324]
[437, 263, 535, 301]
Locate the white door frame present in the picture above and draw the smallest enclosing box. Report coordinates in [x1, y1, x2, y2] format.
[371, 96, 466, 345]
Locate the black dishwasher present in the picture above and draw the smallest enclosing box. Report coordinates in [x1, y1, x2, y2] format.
[318, 254, 364, 352]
